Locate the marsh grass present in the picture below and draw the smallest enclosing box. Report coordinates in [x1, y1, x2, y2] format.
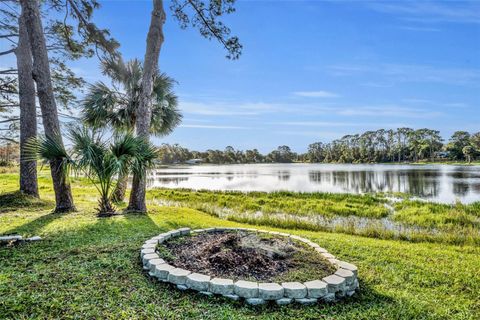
[149, 189, 390, 219]
[150, 188, 480, 245]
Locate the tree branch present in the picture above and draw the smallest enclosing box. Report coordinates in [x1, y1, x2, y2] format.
[186, 0, 229, 50]
[0, 117, 19, 124]
[0, 48, 16, 56]
[0, 137, 19, 144]
[0, 33, 19, 39]
[0, 68, 18, 74]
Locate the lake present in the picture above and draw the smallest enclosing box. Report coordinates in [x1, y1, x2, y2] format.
[146, 163, 480, 204]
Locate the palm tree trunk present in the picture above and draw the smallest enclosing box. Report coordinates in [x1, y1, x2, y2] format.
[19, 0, 75, 212]
[16, 13, 38, 197]
[111, 172, 128, 203]
[127, 0, 165, 213]
[98, 194, 116, 217]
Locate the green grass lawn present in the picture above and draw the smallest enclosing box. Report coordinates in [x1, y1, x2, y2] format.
[1, 170, 479, 319]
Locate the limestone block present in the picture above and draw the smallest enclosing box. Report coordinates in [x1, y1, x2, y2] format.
[167, 268, 191, 285]
[140, 248, 155, 258]
[154, 263, 175, 280]
[26, 236, 42, 241]
[321, 252, 335, 259]
[145, 239, 158, 245]
[258, 283, 284, 300]
[209, 278, 234, 295]
[337, 261, 358, 276]
[335, 268, 355, 286]
[185, 273, 211, 291]
[304, 280, 328, 298]
[0, 235, 22, 242]
[295, 298, 317, 305]
[167, 230, 182, 238]
[142, 243, 156, 250]
[323, 293, 336, 302]
[281, 282, 307, 299]
[234, 280, 258, 298]
[289, 235, 305, 241]
[148, 258, 166, 275]
[178, 227, 191, 235]
[322, 275, 346, 293]
[224, 294, 240, 301]
[245, 298, 265, 305]
[315, 247, 328, 254]
[276, 298, 293, 305]
[308, 242, 320, 249]
[142, 253, 159, 269]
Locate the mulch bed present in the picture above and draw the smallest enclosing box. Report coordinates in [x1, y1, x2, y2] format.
[158, 231, 335, 282]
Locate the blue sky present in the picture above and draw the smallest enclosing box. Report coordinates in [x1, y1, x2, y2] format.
[69, 1, 480, 152]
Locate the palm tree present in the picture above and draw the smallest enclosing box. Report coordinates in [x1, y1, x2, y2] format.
[27, 126, 157, 216]
[82, 57, 182, 202]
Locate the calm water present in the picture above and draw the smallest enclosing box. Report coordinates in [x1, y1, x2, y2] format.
[146, 163, 480, 204]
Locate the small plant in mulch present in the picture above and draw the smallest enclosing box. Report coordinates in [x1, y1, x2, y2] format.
[158, 231, 336, 282]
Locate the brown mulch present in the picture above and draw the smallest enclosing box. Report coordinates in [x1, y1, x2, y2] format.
[159, 231, 333, 281]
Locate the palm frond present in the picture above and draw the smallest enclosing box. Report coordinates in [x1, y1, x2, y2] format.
[68, 126, 107, 177]
[110, 132, 137, 177]
[82, 82, 121, 128]
[124, 59, 143, 96]
[152, 72, 177, 99]
[100, 56, 129, 84]
[150, 96, 182, 137]
[85, 59, 182, 139]
[24, 133, 73, 178]
[130, 137, 158, 178]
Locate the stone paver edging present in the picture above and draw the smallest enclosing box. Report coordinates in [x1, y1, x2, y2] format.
[141, 227, 359, 306]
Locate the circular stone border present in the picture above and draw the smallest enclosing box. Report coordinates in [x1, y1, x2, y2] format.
[141, 227, 359, 306]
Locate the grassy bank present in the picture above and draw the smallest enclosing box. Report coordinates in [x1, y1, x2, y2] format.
[1, 170, 479, 319]
[149, 189, 390, 218]
[149, 188, 480, 245]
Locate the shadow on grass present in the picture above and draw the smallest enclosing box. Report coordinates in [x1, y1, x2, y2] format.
[2, 211, 66, 237]
[0, 191, 54, 214]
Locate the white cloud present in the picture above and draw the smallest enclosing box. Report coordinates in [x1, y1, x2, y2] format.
[402, 99, 470, 109]
[367, 1, 480, 24]
[275, 121, 408, 128]
[292, 91, 339, 98]
[328, 63, 480, 86]
[336, 106, 443, 118]
[179, 101, 282, 116]
[180, 124, 249, 130]
[275, 130, 342, 139]
[397, 26, 441, 32]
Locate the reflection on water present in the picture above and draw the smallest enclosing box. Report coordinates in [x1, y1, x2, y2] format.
[146, 163, 480, 203]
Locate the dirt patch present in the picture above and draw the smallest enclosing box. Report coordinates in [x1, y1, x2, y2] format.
[157, 231, 336, 282]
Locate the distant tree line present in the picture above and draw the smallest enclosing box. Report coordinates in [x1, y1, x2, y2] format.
[157, 144, 298, 164]
[307, 129, 480, 164]
[2, 128, 480, 167]
[156, 128, 480, 165]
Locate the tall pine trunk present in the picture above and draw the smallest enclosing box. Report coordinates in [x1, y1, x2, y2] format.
[127, 0, 165, 212]
[20, 0, 75, 212]
[16, 13, 38, 197]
